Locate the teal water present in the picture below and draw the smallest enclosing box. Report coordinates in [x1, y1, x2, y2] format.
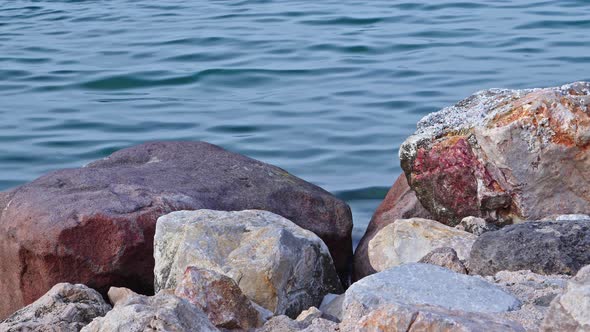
[1, 1, 589, 243]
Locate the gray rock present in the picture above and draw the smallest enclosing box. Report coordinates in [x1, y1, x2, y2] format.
[419, 247, 468, 274]
[457, 216, 499, 236]
[81, 291, 217, 332]
[469, 220, 590, 276]
[257, 315, 338, 332]
[0, 283, 111, 332]
[541, 265, 590, 331]
[343, 263, 521, 314]
[319, 294, 344, 322]
[154, 209, 343, 318]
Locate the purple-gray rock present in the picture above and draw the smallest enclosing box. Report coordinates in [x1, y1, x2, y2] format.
[0, 141, 352, 319]
[469, 220, 590, 276]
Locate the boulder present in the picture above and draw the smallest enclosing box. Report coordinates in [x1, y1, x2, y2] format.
[400, 82, 590, 225]
[340, 302, 525, 332]
[0, 141, 352, 319]
[367, 218, 476, 273]
[0, 283, 111, 332]
[343, 263, 521, 315]
[154, 209, 343, 318]
[541, 265, 590, 331]
[174, 266, 265, 329]
[352, 175, 433, 281]
[418, 247, 468, 274]
[81, 291, 217, 332]
[469, 220, 590, 276]
[456, 216, 499, 236]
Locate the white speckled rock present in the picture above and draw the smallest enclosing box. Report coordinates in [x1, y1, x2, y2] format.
[154, 209, 342, 318]
[0, 283, 111, 332]
[81, 291, 217, 332]
[344, 263, 521, 315]
[541, 265, 590, 331]
[368, 218, 476, 272]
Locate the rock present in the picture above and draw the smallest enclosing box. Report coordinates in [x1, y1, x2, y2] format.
[457, 216, 499, 236]
[485, 270, 569, 331]
[107, 287, 136, 306]
[81, 291, 217, 332]
[367, 218, 476, 272]
[154, 209, 343, 318]
[469, 220, 590, 276]
[400, 82, 590, 225]
[418, 247, 468, 274]
[343, 263, 521, 314]
[0, 141, 352, 319]
[0, 283, 111, 332]
[174, 266, 263, 329]
[257, 315, 338, 332]
[555, 214, 590, 221]
[319, 294, 344, 322]
[541, 265, 590, 331]
[352, 175, 433, 281]
[340, 302, 525, 332]
[295, 307, 322, 325]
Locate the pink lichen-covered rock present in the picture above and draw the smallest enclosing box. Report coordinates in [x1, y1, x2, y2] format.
[400, 82, 590, 225]
[174, 267, 264, 329]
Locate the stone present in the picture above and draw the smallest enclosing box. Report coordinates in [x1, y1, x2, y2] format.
[353, 175, 433, 281]
[319, 294, 344, 322]
[469, 220, 590, 276]
[485, 270, 569, 332]
[343, 263, 521, 314]
[80, 291, 217, 332]
[154, 209, 343, 318]
[107, 287, 136, 306]
[367, 218, 476, 272]
[0, 141, 352, 319]
[0, 283, 111, 332]
[340, 302, 525, 332]
[295, 307, 322, 325]
[541, 265, 590, 331]
[174, 266, 263, 329]
[457, 216, 499, 236]
[257, 315, 339, 332]
[418, 247, 468, 274]
[400, 82, 590, 225]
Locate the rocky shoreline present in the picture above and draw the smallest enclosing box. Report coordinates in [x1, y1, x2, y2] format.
[1, 82, 590, 331]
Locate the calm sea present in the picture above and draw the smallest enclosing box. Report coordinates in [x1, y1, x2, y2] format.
[1, 0, 589, 244]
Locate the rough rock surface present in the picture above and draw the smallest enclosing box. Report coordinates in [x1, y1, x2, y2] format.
[0, 283, 111, 332]
[340, 302, 525, 332]
[257, 315, 339, 332]
[469, 220, 590, 276]
[154, 209, 343, 318]
[367, 218, 476, 272]
[418, 247, 468, 274]
[174, 266, 263, 329]
[81, 291, 217, 332]
[400, 82, 590, 225]
[456, 216, 499, 236]
[485, 270, 569, 331]
[541, 265, 590, 331]
[0, 141, 352, 319]
[343, 263, 521, 314]
[352, 175, 433, 281]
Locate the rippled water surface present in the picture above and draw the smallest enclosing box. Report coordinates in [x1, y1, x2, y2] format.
[2, 0, 589, 243]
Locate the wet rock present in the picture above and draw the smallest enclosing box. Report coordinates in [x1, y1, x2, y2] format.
[352, 175, 433, 281]
[0, 141, 352, 319]
[340, 302, 525, 332]
[81, 291, 217, 332]
[485, 270, 569, 331]
[0, 283, 111, 332]
[418, 247, 468, 274]
[343, 263, 521, 315]
[154, 209, 343, 318]
[400, 82, 590, 225]
[541, 265, 590, 331]
[367, 218, 476, 272]
[457, 216, 499, 236]
[174, 266, 264, 329]
[469, 220, 590, 276]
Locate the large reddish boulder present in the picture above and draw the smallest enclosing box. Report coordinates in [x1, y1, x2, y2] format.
[0, 141, 352, 319]
[352, 175, 432, 281]
[400, 81, 590, 225]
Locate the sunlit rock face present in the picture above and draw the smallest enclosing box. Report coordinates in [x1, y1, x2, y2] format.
[400, 82, 590, 226]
